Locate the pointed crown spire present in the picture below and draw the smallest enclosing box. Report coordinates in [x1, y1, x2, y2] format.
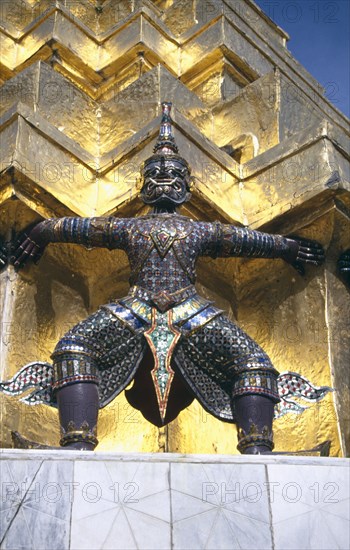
[153, 102, 179, 155]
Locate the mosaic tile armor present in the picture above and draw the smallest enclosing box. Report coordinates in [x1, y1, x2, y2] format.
[48, 213, 287, 421]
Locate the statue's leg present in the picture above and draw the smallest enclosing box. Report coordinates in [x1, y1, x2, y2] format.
[179, 315, 279, 454]
[222, 318, 279, 454]
[234, 394, 275, 454]
[52, 344, 100, 450]
[56, 382, 99, 450]
[51, 308, 112, 451]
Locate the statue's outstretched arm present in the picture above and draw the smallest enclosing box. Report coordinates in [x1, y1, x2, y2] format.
[202, 223, 325, 275]
[11, 217, 126, 270]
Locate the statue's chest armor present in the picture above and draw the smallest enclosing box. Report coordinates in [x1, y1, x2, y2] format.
[137, 219, 193, 259]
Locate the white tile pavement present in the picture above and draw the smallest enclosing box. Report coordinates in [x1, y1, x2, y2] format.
[0, 458, 42, 541]
[70, 459, 171, 549]
[171, 462, 272, 549]
[267, 463, 350, 550]
[1, 459, 73, 549]
[0, 450, 348, 550]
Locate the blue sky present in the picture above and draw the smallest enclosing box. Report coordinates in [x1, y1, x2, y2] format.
[255, 0, 350, 118]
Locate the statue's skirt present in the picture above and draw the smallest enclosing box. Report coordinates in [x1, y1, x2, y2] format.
[52, 293, 280, 425]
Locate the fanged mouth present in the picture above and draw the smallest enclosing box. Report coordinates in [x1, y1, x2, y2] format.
[149, 177, 177, 185]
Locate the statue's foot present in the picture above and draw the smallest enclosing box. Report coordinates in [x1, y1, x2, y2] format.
[271, 441, 331, 457]
[242, 441, 331, 457]
[62, 441, 96, 451]
[242, 445, 272, 455]
[11, 431, 95, 451]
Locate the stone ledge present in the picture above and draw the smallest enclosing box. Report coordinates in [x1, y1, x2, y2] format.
[0, 450, 349, 550]
[1, 448, 350, 465]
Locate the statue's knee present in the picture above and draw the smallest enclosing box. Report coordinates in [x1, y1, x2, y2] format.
[52, 349, 99, 392]
[232, 366, 280, 403]
[51, 348, 100, 452]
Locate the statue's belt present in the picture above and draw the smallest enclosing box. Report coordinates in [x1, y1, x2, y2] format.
[128, 284, 197, 311]
[103, 290, 223, 335]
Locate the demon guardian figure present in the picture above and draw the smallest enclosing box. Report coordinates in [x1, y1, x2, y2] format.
[5, 103, 325, 453]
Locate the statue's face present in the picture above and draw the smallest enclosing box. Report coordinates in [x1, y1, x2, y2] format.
[140, 155, 191, 207]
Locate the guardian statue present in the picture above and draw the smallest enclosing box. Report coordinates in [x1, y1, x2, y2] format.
[6, 103, 325, 453]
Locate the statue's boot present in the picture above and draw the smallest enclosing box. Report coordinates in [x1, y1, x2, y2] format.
[235, 394, 276, 455]
[57, 383, 99, 450]
[234, 394, 331, 456]
[11, 383, 99, 451]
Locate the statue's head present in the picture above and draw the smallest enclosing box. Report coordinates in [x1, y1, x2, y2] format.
[140, 103, 191, 209]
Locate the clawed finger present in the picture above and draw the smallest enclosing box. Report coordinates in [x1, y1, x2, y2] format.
[339, 253, 350, 261]
[293, 235, 321, 245]
[303, 259, 322, 266]
[31, 248, 43, 265]
[301, 240, 321, 249]
[29, 245, 40, 259]
[297, 251, 325, 264]
[0, 249, 7, 263]
[298, 249, 325, 258]
[12, 238, 31, 259]
[299, 258, 324, 266]
[300, 245, 324, 254]
[338, 258, 350, 267]
[11, 241, 37, 269]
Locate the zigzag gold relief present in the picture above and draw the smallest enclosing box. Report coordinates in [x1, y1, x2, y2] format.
[0, 55, 347, 224]
[0, 0, 333, 102]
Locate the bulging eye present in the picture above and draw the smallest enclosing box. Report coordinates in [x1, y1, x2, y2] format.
[167, 169, 182, 178]
[146, 167, 161, 177]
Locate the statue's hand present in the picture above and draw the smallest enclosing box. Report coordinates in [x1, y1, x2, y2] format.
[11, 222, 48, 270]
[0, 239, 9, 270]
[283, 236, 325, 276]
[338, 249, 350, 287]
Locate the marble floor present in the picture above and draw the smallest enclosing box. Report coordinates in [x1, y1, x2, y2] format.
[0, 450, 349, 549]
